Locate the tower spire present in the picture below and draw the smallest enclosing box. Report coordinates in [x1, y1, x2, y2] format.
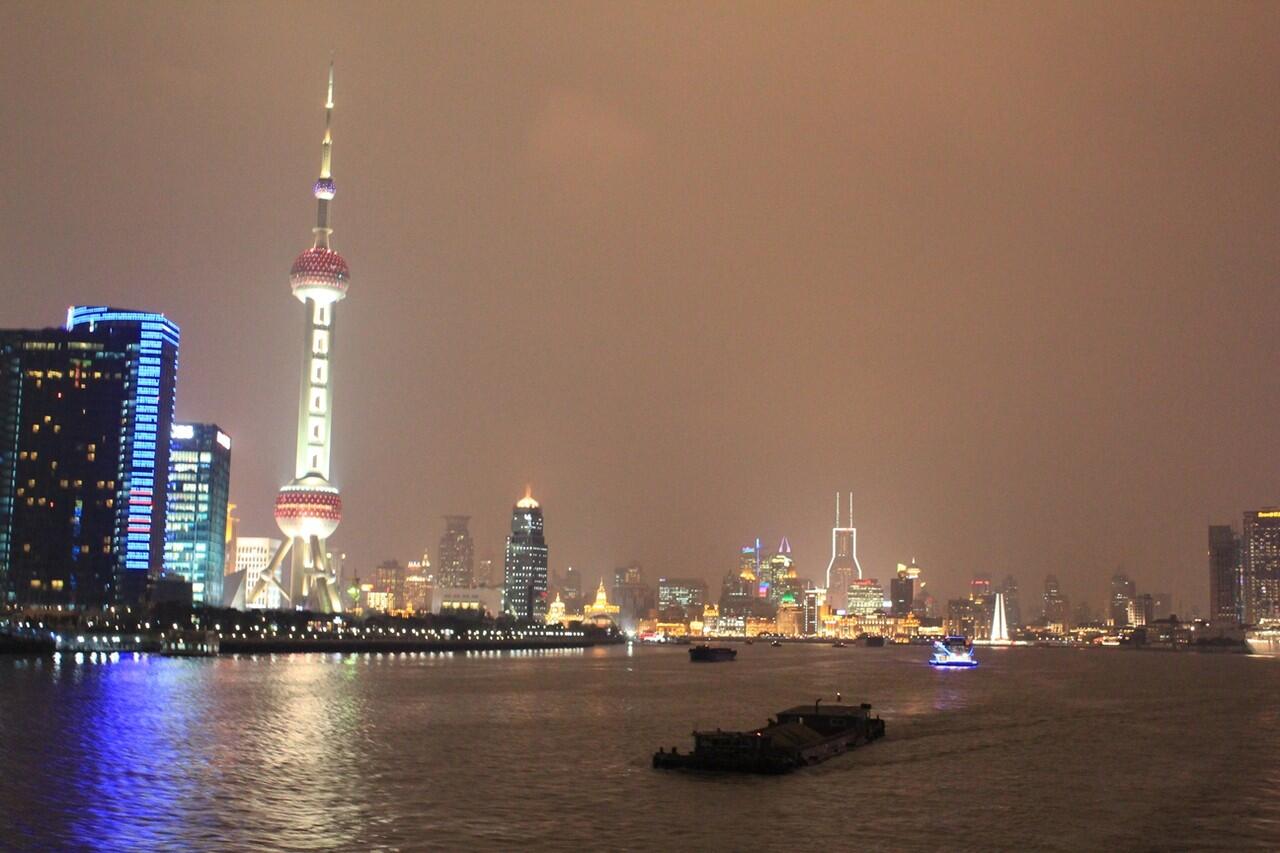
[313, 59, 337, 248]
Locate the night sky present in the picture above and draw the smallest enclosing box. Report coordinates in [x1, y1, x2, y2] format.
[3, 2, 1278, 612]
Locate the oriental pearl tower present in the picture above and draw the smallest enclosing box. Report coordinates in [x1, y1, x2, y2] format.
[250, 63, 348, 612]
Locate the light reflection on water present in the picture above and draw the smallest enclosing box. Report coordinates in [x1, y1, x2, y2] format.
[1, 645, 1277, 851]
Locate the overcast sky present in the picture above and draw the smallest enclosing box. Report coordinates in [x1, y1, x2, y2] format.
[3, 2, 1278, 612]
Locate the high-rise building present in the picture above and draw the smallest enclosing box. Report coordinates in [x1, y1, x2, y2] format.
[1042, 574, 1070, 630]
[0, 308, 180, 607]
[657, 577, 708, 611]
[1110, 573, 1136, 627]
[825, 492, 863, 612]
[437, 515, 474, 588]
[163, 423, 232, 605]
[1242, 509, 1280, 623]
[374, 560, 405, 611]
[562, 565, 582, 604]
[999, 575, 1021, 629]
[504, 487, 548, 620]
[253, 63, 349, 614]
[890, 561, 920, 617]
[846, 578, 884, 616]
[802, 587, 827, 636]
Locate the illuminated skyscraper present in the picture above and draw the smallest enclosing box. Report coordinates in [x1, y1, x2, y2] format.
[1110, 573, 1136, 627]
[890, 561, 920, 617]
[1242, 509, 1280, 623]
[504, 487, 548, 620]
[250, 64, 349, 613]
[1042, 574, 1070, 629]
[163, 423, 232, 604]
[438, 515, 475, 587]
[825, 492, 862, 612]
[0, 308, 179, 607]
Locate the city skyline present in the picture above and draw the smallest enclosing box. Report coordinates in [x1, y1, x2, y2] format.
[3, 5, 1278, 611]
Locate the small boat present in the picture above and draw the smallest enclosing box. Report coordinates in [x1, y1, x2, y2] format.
[862, 635, 886, 648]
[689, 644, 737, 662]
[653, 699, 886, 774]
[745, 638, 754, 645]
[832, 640, 847, 648]
[929, 636, 977, 668]
[770, 639, 783, 647]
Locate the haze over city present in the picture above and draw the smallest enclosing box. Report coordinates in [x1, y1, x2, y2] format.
[3, 2, 1278, 610]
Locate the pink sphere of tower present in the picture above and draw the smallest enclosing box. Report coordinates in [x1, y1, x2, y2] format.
[274, 480, 342, 541]
[290, 247, 350, 302]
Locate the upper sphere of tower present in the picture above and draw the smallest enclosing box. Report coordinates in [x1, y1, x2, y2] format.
[290, 246, 349, 303]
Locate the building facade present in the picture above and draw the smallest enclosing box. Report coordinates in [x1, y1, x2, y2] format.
[504, 488, 548, 620]
[0, 308, 180, 608]
[163, 423, 232, 605]
[231, 536, 284, 610]
[1242, 509, 1280, 623]
[437, 515, 474, 588]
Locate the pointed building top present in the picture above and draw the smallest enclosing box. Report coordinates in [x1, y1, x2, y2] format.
[516, 485, 539, 509]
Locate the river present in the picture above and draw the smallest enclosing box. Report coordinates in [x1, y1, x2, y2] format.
[0, 643, 1276, 851]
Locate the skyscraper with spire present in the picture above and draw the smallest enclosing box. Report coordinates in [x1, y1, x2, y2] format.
[825, 492, 863, 613]
[249, 63, 348, 612]
[504, 487, 549, 621]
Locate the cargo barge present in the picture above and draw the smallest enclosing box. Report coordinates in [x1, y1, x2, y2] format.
[689, 644, 737, 662]
[653, 700, 885, 774]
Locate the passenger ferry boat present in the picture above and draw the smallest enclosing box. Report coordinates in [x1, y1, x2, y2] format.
[1246, 624, 1280, 657]
[929, 636, 978, 668]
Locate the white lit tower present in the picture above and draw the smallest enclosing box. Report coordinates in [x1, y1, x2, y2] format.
[825, 492, 863, 612]
[250, 63, 348, 612]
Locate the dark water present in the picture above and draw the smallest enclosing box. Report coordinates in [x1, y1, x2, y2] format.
[0, 644, 1276, 851]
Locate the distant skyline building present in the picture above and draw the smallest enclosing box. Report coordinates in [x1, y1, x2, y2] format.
[1109, 573, 1136, 627]
[437, 515, 475, 588]
[1242, 509, 1280, 623]
[890, 561, 920, 617]
[0, 307, 180, 607]
[254, 63, 349, 613]
[163, 423, 232, 605]
[1043, 574, 1070, 629]
[504, 487, 548, 620]
[658, 577, 708, 611]
[825, 492, 863, 612]
[846, 578, 884, 616]
[999, 575, 1021, 629]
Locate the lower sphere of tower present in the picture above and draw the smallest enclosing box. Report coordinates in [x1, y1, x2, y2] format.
[274, 482, 342, 541]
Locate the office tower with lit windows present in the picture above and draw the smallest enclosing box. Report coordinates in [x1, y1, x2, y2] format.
[847, 578, 885, 616]
[163, 423, 232, 605]
[438, 515, 475, 588]
[657, 577, 708, 612]
[504, 487, 548, 620]
[249, 64, 349, 613]
[0, 308, 179, 607]
[825, 492, 862, 612]
[890, 561, 920, 617]
[1042, 574, 1070, 629]
[1242, 509, 1280, 623]
[1208, 525, 1241, 624]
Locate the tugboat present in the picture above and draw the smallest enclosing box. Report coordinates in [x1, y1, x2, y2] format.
[832, 640, 847, 648]
[653, 699, 886, 774]
[929, 636, 978, 668]
[689, 644, 737, 662]
[770, 639, 783, 647]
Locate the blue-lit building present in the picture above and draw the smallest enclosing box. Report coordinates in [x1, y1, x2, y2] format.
[164, 423, 231, 605]
[0, 307, 179, 607]
[504, 488, 549, 621]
